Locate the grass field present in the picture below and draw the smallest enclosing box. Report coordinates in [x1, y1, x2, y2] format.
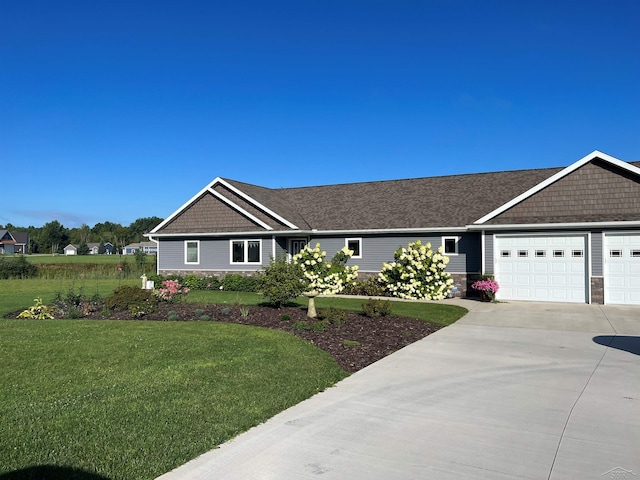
[0, 320, 348, 480]
[25, 254, 156, 265]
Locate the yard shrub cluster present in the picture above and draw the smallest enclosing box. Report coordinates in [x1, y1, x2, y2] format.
[292, 243, 359, 294]
[52, 288, 103, 319]
[17, 298, 55, 319]
[378, 240, 454, 300]
[0, 256, 38, 279]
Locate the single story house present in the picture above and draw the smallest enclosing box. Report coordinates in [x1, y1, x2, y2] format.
[147, 150, 640, 305]
[0, 230, 28, 254]
[123, 242, 158, 255]
[88, 242, 114, 255]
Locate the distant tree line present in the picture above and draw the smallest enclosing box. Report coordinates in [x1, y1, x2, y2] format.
[0, 217, 163, 255]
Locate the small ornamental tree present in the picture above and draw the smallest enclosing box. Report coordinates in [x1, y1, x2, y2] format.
[258, 255, 308, 307]
[292, 243, 359, 295]
[378, 240, 454, 300]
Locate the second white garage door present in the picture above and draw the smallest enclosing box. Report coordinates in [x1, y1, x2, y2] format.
[494, 235, 588, 303]
[604, 233, 640, 305]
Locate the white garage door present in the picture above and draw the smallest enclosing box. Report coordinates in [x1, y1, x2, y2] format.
[495, 235, 588, 303]
[604, 233, 640, 305]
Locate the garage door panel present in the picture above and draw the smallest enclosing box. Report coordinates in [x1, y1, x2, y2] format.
[604, 233, 640, 305]
[495, 235, 587, 304]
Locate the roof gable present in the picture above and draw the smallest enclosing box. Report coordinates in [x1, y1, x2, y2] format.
[474, 150, 640, 225]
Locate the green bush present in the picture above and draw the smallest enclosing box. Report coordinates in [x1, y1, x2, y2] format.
[292, 320, 310, 331]
[280, 314, 291, 321]
[319, 307, 348, 324]
[343, 277, 387, 297]
[0, 256, 38, 279]
[312, 320, 329, 332]
[258, 256, 307, 307]
[104, 286, 157, 313]
[51, 288, 103, 319]
[221, 273, 260, 292]
[362, 299, 393, 318]
[183, 274, 221, 290]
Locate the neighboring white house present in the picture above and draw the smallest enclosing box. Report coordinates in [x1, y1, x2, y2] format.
[63, 244, 78, 255]
[123, 241, 158, 255]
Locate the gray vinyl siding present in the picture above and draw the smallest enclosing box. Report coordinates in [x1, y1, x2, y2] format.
[309, 233, 481, 274]
[484, 233, 494, 275]
[591, 231, 603, 276]
[158, 237, 273, 271]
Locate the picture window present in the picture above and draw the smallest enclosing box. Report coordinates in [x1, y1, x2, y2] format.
[231, 240, 261, 264]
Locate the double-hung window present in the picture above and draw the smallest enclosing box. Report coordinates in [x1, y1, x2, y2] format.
[185, 240, 200, 264]
[231, 240, 261, 264]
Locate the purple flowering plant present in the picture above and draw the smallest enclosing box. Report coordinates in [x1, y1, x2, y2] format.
[471, 278, 500, 301]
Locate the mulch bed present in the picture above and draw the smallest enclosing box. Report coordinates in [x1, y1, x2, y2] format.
[5, 303, 443, 373]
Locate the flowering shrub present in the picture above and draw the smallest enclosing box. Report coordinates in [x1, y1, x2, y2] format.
[292, 243, 359, 295]
[17, 298, 55, 320]
[471, 278, 499, 301]
[157, 280, 190, 303]
[378, 240, 454, 300]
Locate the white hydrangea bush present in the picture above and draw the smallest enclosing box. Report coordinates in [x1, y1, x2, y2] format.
[378, 239, 454, 300]
[292, 243, 359, 295]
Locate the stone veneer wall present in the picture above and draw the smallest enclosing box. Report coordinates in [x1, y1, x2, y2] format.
[591, 277, 604, 304]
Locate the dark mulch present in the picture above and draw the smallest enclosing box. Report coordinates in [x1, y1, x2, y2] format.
[5, 303, 443, 373]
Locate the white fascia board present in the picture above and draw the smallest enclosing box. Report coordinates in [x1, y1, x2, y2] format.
[216, 178, 299, 229]
[467, 220, 640, 231]
[208, 187, 273, 231]
[149, 226, 469, 238]
[473, 150, 634, 225]
[149, 177, 223, 234]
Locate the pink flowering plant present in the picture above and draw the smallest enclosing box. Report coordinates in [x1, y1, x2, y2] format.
[157, 280, 190, 303]
[471, 278, 499, 301]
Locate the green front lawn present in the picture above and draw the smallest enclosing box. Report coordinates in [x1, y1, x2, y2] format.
[0, 320, 348, 480]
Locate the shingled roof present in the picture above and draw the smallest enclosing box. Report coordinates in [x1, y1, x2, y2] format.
[150, 152, 640, 235]
[221, 166, 564, 231]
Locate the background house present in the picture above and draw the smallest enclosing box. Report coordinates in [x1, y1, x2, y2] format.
[0, 230, 29, 254]
[148, 151, 640, 305]
[123, 242, 158, 255]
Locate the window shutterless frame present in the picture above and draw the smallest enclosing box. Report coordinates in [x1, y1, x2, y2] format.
[230, 239, 262, 264]
[185, 240, 200, 264]
[442, 236, 459, 255]
[345, 238, 362, 258]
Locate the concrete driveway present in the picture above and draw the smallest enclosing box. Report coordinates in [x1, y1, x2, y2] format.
[157, 300, 640, 480]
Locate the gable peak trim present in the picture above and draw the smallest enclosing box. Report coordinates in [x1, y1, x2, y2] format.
[473, 150, 638, 224]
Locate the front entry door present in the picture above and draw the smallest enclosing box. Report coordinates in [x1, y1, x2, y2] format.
[289, 239, 307, 257]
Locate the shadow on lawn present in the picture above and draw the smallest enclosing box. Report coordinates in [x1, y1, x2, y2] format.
[593, 335, 640, 356]
[0, 466, 111, 480]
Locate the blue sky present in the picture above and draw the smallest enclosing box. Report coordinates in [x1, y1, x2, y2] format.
[1, 0, 639, 229]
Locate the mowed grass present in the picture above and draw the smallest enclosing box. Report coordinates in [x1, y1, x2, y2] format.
[0, 320, 348, 480]
[0, 278, 466, 479]
[25, 254, 152, 265]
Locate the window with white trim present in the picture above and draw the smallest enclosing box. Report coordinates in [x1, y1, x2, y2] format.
[185, 240, 200, 264]
[442, 236, 459, 255]
[346, 238, 362, 258]
[231, 240, 262, 264]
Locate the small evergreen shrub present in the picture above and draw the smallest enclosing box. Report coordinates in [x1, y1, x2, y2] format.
[362, 299, 393, 318]
[167, 310, 179, 321]
[199, 314, 211, 321]
[220, 307, 231, 316]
